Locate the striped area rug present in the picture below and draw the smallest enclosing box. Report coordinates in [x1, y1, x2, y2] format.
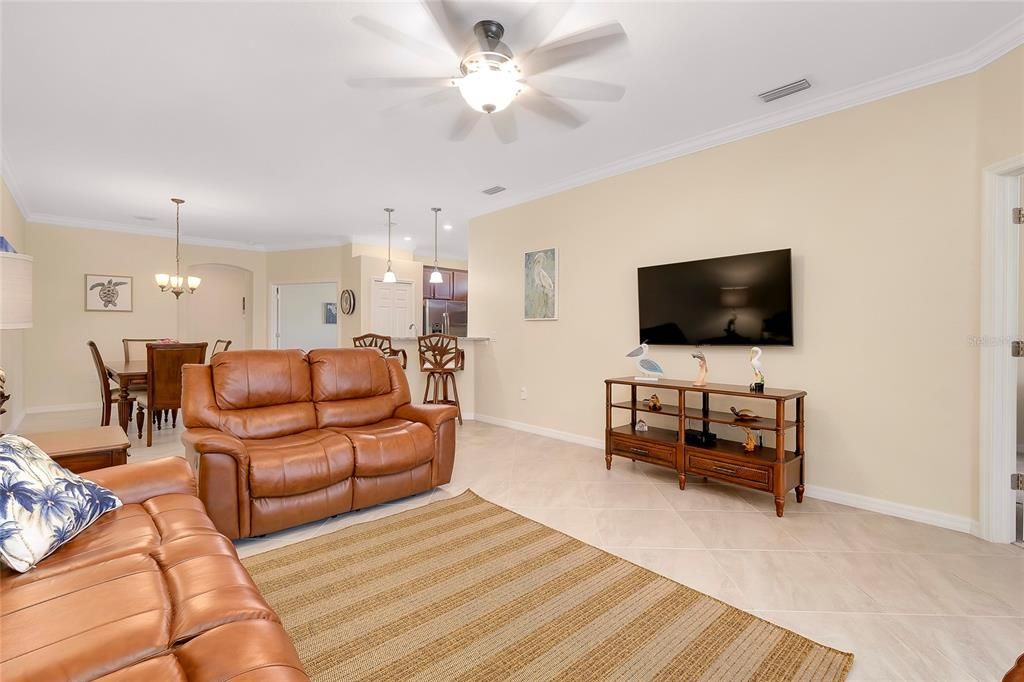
[242, 490, 853, 681]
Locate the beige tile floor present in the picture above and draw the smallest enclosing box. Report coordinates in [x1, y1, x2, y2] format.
[18, 412, 1024, 681]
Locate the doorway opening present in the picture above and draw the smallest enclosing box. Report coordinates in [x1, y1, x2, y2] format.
[181, 263, 254, 351]
[272, 282, 338, 351]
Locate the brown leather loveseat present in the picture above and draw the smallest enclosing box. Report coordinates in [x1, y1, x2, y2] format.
[0, 457, 307, 681]
[181, 348, 458, 539]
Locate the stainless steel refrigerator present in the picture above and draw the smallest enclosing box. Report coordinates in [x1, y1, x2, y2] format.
[424, 300, 467, 337]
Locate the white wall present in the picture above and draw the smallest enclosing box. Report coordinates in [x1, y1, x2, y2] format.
[0, 178, 28, 430]
[182, 263, 254, 351]
[468, 47, 1024, 526]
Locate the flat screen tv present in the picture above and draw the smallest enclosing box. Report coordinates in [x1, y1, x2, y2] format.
[638, 249, 793, 346]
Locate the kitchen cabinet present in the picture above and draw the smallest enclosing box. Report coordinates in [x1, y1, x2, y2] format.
[452, 270, 469, 302]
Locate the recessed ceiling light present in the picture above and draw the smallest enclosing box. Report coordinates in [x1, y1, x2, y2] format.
[403, 236, 412, 241]
[443, 224, 453, 231]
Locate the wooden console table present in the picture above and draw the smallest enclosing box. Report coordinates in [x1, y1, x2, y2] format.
[604, 377, 806, 516]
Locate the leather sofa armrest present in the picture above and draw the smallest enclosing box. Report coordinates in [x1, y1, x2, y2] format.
[81, 456, 196, 504]
[394, 403, 458, 432]
[181, 428, 249, 466]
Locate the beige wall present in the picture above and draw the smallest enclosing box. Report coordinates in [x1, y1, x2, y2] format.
[0, 178, 28, 430]
[468, 47, 1024, 524]
[22, 221, 268, 410]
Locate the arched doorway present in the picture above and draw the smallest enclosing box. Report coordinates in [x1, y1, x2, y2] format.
[181, 263, 254, 351]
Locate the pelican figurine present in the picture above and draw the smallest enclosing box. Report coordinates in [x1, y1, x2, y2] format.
[692, 351, 708, 386]
[627, 343, 665, 380]
[749, 346, 765, 390]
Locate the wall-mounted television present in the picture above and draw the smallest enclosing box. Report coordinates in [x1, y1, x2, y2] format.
[638, 249, 793, 346]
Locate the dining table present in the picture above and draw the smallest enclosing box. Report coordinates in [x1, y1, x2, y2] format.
[104, 360, 148, 434]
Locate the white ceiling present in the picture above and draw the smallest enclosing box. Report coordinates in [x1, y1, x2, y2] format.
[3, 1, 1022, 258]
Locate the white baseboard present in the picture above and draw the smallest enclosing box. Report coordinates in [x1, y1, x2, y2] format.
[474, 414, 604, 450]
[476, 413, 983, 537]
[803, 484, 979, 536]
[25, 402, 101, 415]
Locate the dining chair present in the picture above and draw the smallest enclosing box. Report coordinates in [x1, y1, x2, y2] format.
[136, 342, 207, 447]
[417, 334, 464, 425]
[353, 333, 407, 369]
[211, 339, 232, 356]
[87, 341, 141, 429]
[123, 338, 176, 426]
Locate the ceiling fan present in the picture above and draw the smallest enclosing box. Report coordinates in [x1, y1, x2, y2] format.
[347, 1, 628, 144]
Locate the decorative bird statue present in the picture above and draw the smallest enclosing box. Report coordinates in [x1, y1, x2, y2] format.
[692, 351, 708, 386]
[627, 343, 665, 380]
[749, 346, 765, 391]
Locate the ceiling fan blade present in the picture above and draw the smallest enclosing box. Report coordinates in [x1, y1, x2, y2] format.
[421, 0, 466, 56]
[525, 75, 625, 102]
[449, 108, 480, 141]
[345, 77, 454, 90]
[351, 16, 452, 62]
[382, 88, 460, 117]
[518, 89, 586, 129]
[490, 109, 518, 144]
[523, 22, 628, 74]
[511, 1, 573, 52]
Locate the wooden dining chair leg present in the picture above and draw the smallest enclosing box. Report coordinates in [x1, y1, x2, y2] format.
[432, 372, 441, 405]
[146, 406, 153, 447]
[172, 409, 178, 429]
[423, 373, 433, 404]
[136, 404, 144, 440]
[441, 372, 449, 404]
[448, 373, 463, 425]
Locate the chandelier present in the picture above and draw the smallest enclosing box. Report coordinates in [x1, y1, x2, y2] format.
[155, 198, 200, 297]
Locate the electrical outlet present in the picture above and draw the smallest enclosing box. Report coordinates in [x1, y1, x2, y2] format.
[520, 387, 528, 400]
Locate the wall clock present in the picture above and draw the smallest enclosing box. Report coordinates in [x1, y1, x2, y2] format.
[340, 289, 356, 316]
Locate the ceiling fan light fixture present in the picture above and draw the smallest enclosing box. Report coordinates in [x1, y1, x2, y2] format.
[456, 62, 522, 114]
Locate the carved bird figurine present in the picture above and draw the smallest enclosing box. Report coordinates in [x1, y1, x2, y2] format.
[749, 347, 765, 386]
[626, 343, 665, 380]
[692, 351, 708, 386]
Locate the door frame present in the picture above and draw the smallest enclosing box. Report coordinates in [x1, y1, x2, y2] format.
[979, 155, 1023, 543]
[269, 281, 339, 349]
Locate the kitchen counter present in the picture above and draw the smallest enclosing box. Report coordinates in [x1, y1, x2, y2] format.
[390, 336, 490, 342]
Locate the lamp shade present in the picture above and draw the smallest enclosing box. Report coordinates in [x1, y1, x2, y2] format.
[0, 253, 33, 329]
[429, 268, 443, 284]
[382, 269, 397, 284]
[457, 67, 521, 113]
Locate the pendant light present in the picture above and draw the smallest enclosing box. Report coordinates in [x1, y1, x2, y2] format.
[382, 208, 397, 283]
[429, 208, 443, 284]
[155, 198, 201, 297]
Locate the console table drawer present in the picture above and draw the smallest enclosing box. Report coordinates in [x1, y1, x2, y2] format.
[610, 434, 675, 464]
[689, 454, 771, 490]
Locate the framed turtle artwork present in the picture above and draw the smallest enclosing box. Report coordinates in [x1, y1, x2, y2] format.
[85, 274, 133, 312]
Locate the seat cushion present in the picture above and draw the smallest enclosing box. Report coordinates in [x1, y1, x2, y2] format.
[330, 419, 434, 477]
[0, 492, 217, 588]
[245, 430, 354, 498]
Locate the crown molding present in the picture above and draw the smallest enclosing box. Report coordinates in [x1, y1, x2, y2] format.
[480, 17, 1024, 217]
[27, 213, 270, 251]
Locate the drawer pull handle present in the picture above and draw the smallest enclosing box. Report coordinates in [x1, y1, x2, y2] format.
[713, 466, 738, 475]
[628, 447, 649, 455]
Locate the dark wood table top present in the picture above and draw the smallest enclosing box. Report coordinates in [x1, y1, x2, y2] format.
[105, 360, 148, 381]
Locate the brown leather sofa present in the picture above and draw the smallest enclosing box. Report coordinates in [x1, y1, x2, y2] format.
[0, 457, 307, 681]
[181, 348, 458, 539]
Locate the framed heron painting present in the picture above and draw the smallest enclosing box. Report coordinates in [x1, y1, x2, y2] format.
[85, 274, 133, 312]
[524, 248, 558, 320]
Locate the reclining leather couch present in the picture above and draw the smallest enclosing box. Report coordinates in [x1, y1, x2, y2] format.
[0, 457, 307, 681]
[181, 348, 458, 539]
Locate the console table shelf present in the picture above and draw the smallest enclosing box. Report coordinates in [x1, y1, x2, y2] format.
[604, 376, 807, 516]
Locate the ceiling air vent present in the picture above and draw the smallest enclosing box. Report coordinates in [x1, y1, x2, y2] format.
[758, 79, 811, 103]
[482, 185, 506, 195]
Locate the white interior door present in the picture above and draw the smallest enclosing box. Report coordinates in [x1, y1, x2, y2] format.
[370, 279, 414, 336]
[275, 282, 338, 350]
